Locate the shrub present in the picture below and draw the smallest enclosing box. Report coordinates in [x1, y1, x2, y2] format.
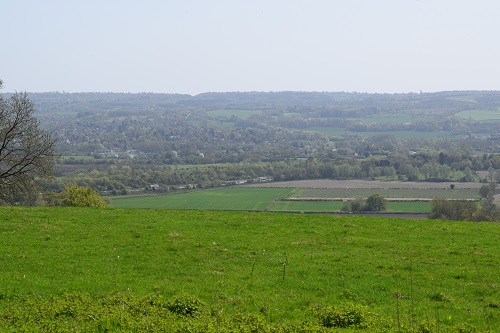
[453, 322, 478, 332]
[62, 185, 108, 208]
[311, 303, 371, 329]
[166, 295, 206, 317]
[350, 198, 365, 212]
[428, 198, 476, 221]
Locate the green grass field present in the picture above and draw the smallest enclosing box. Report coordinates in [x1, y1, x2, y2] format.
[306, 127, 453, 139]
[361, 114, 432, 124]
[304, 127, 346, 136]
[271, 200, 345, 212]
[111, 187, 472, 213]
[455, 109, 500, 121]
[207, 109, 263, 120]
[0, 207, 498, 332]
[272, 200, 431, 213]
[112, 188, 293, 211]
[385, 201, 432, 213]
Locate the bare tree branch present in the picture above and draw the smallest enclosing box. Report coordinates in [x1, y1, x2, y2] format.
[0, 81, 56, 204]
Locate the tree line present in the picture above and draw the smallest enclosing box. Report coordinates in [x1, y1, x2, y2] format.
[429, 183, 499, 222]
[1, 80, 500, 222]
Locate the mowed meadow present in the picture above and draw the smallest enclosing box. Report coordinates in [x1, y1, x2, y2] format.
[1, 207, 498, 332]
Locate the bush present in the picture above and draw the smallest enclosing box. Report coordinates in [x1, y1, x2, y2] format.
[350, 198, 365, 212]
[62, 185, 108, 208]
[429, 198, 476, 221]
[342, 194, 387, 212]
[312, 303, 372, 329]
[166, 295, 206, 317]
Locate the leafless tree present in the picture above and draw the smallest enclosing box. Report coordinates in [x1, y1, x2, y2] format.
[0, 79, 56, 204]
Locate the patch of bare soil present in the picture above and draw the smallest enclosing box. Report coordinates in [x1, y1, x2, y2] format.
[249, 179, 484, 189]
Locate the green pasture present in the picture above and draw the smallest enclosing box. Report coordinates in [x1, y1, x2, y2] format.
[112, 187, 293, 210]
[272, 200, 431, 213]
[386, 201, 432, 213]
[111, 187, 474, 212]
[271, 200, 345, 212]
[207, 109, 263, 120]
[0, 207, 498, 331]
[455, 109, 500, 121]
[359, 131, 452, 139]
[306, 127, 453, 139]
[361, 114, 432, 124]
[304, 127, 346, 136]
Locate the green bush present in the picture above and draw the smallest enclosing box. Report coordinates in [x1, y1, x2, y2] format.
[62, 185, 108, 207]
[349, 198, 365, 212]
[453, 322, 478, 333]
[311, 303, 372, 329]
[166, 295, 206, 317]
[429, 198, 476, 220]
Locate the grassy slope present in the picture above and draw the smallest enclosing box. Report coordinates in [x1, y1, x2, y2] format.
[1, 207, 498, 330]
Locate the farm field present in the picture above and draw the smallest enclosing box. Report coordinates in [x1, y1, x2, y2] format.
[248, 179, 485, 190]
[0, 207, 498, 331]
[271, 200, 345, 212]
[305, 127, 452, 139]
[455, 109, 500, 121]
[111, 188, 435, 213]
[112, 180, 481, 213]
[290, 188, 479, 200]
[112, 187, 293, 210]
[273, 200, 432, 213]
[207, 109, 263, 120]
[353, 130, 453, 139]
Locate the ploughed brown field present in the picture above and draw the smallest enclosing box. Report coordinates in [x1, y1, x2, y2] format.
[248, 179, 484, 189]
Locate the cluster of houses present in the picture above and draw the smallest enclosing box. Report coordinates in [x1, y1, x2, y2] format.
[96, 149, 140, 159]
[146, 176, 273, 192]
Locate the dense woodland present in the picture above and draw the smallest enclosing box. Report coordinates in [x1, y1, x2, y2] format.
[3, 90, 500, 199]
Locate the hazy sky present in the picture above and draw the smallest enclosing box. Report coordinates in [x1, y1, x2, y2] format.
[2, 0, 500, 94]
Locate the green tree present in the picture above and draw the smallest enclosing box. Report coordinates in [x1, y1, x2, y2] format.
[479, 183, 496, 202]
[0, 80, 56, 204]
[364, 194, 386, 212]
[350, 198, 365, 212]
[429, 198, 477, 221]
[62, 185, 108, 207]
